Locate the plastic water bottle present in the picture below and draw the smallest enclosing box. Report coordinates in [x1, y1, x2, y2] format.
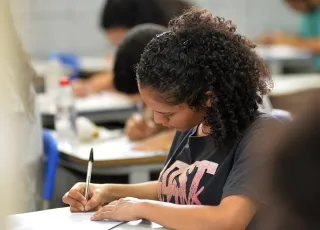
[54, 77, 78, 149]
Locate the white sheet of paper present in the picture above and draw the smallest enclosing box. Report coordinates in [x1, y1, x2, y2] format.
[126, 220, 167, 229]
[8, 208, 123, 230]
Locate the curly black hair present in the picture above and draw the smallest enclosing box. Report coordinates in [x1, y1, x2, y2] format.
[100, 0, 191, 30]
[113, 23, 167, 94]
[136, 7, 272, 146]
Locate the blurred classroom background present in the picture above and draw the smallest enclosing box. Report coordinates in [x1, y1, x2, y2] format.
[11, 0, 299, 58]
[1, 0, 320, 220]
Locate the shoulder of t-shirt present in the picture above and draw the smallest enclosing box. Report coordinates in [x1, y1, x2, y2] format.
[248, 112, 283, 132]
[234, 113, 283, 160]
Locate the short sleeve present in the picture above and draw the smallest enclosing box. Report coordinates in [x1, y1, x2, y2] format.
[222, 117, 282, 205]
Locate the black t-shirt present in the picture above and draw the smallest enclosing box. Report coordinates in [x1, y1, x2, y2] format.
[157, 114, 278, 229]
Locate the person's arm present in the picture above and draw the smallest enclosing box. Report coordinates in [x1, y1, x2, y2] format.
[106, 181, 159, 201]
[87, 72, 114, 92]
[72, 72, 114, 97]
[293, 37, 320, 53]
[260, 33, 320, 53]
[93, 195, 257, 230]
[138, 195, 257, 230]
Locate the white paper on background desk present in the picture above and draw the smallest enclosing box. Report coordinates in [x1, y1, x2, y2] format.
[271, 73, 320, 96]
[256, 45, 312, 60]
[37, 91, 135, 114]
[8, 208, 124, 230]
[59, 135, 165, 161]
[79, 56, 112, 72]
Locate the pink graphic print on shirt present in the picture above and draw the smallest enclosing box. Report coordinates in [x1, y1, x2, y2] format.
[158, 160, 219, 205]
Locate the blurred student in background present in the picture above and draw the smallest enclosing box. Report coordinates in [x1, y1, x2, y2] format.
[111, 23, 175, 147]
[72, 0, 191, 97]
[260, 0, 320, 71]
[101, 0, 191, 45]
[259, 91, 320, 229]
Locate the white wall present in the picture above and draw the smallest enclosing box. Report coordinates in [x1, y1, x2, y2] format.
[10, 0, 302, 59]
[196, 0, 301, 37]
[10, 0, 109, 58]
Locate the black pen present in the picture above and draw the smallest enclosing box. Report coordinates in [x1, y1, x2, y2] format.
[85, 148, 94, 201]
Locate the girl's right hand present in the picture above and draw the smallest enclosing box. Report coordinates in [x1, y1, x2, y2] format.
[62, 182, 110, 212]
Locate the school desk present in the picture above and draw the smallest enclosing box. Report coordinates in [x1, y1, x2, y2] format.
[257, 45, 313, 74]
[58, 133, 167, 184]
[270, 73, 320, 114]
[271, 73, 320, 96]
[37, 92, 137, 126]
[32, 56, 112, 75]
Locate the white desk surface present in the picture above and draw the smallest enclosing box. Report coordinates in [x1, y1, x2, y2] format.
[79, 56, 113, 72]
[57, 131, 166, 183]
[271, 73, 320, 96]
[38, 92, 135, 115]
[38, 73, 320, 114]
[32, 46, 311, 72]
[256, 45, 312, 61]
[59, 133, 164, 162]
[8, 208, 167, 230]
[39, 92, 136, 125]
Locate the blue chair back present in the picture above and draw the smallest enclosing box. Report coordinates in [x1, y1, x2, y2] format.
[42, 129, 59, 205]
[49, 52, 80, 80]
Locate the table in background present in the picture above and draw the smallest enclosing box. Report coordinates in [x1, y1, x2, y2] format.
[256, 45, 313, 74]
[32, 49, 313, 79]
[271, 73, 320, 96]
[38, 92, 137, 127]
[32, 56, 112, 95]
[58, 134, 167, 184]
[32, 56, 112, 75]
[270, 73, 320, 114]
